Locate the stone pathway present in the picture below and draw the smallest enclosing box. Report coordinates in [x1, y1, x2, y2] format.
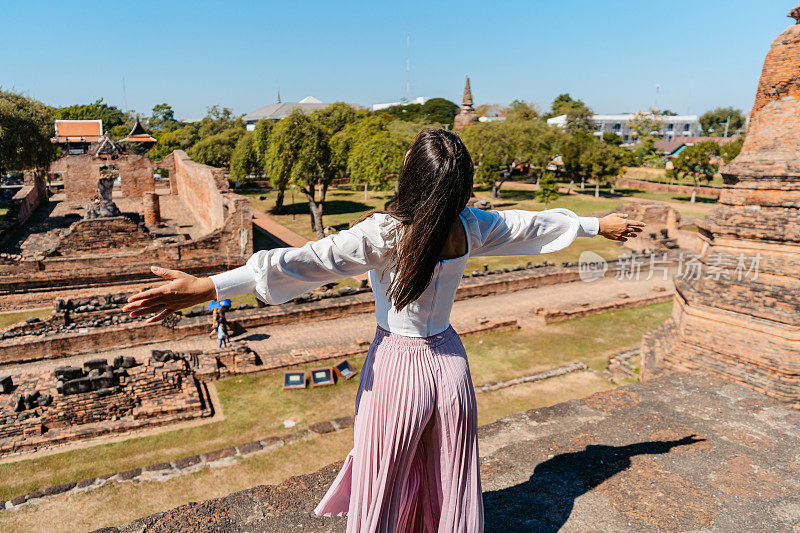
[107, 373, 800, 532]
[4, 274, 672, 375]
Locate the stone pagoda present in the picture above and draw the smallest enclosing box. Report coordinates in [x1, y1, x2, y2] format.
[454, 76, 479, 131]
[641, 5, 800, 408]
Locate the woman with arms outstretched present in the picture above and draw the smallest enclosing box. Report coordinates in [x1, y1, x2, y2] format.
[124, 130, 644, 532]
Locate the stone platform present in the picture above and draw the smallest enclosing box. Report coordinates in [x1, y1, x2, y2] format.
[104, 373, 800, 532]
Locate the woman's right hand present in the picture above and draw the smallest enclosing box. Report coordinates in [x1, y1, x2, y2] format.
[122, 266, 217, 323]
[598, 213, 646, 242]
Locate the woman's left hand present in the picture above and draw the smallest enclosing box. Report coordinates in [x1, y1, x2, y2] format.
[598, 213, 646, 242]
[123, 266, 216, 323]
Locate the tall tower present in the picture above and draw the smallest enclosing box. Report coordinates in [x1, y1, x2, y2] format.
[454, 76, 479, 131]
[640, 5, 800, 408]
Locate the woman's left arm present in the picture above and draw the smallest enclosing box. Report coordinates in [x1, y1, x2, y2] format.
[467, 208, 645, 257]
[124, 215, 392, 322]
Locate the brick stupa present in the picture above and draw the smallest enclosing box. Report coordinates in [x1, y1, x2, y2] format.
[453, 76, 479, 131]
[641, 6, 800, 408]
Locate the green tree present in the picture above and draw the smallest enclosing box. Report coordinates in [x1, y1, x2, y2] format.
[148, 103, 180, 132]
[264, 110, 334, 237]
[346, 131, 404, 191]
[420, 98, 459, 125]
[535, 172, 560, 206]
[628, 109, 664, 141]
[375, 98, 459, 126]
[230, 131, 261, 182]
[721, 136, 745, 164]
[504, 100, 539, 121]
[669, 141, 721, 202]
[0, 89, 57, 175]
[187, 127, 244, 167]
[544, 93, 589, 119]
[146, 131, 181, 161]
[565, 106, 594, 134]
[699, 107, 746, 137]
[460, 119, 561, 197]
[581, 140, 625, 197]
[560, 131, 594, 189]
[459, 121, 514, 197]
[602, 132, 623, 146]
[54, 99, 126, 132]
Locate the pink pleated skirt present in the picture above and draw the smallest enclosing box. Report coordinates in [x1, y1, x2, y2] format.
[314, 326, 483, 532]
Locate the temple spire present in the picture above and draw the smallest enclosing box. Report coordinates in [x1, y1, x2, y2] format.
[277, 85, 281, 104]
[462, 76, 473, 108]
[790, 4, 800, 23]
[454, 75, 479, 131]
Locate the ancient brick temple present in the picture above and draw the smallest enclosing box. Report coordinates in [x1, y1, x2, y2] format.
[453, 75, 479, 131]
[641, 6, 800, 408]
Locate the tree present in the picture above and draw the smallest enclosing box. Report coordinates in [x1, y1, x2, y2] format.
[721, 136, 745, 164]
[565, 106, 594, 134]
[187, 127, 244, 168]
[54, 99, 126, 132]
[535, 173, 560, 206]
[544, 93, 589, 119]
[459, 121, 514, 197]
[460, 119, 562, 197]
[0, 90, 57, 175]
[148, 103, 180, 132]
[560, 131, 594, 189]
[699, 107, 746, 137]
[475, 104, 503, 117]
[602, 132, 623, 146]
[264, 110, 335, 238]
[581, 140, 625, 197]
[419, 98, 459, 125]
[669, 141, 721, 203]
[375, 98, 459, 127]
[504, 100, 539, 121]
[628, 109, 664, 140]
[230, 131, 261, 182]
[346, 131, 404, 191]
[146, 131, 180, 161]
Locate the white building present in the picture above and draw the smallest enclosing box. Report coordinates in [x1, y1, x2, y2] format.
[547, 113, 701, 144]
[371, 96, 429, 112]
[243, 96, 330, 131]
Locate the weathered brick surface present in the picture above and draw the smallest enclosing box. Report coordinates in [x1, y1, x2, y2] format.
[642, 11, 800, 408]
[0, 150, 252, 294]
[0, 357, 211, 456]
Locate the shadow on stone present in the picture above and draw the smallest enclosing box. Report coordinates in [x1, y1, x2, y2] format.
[483, 435, 705, 532]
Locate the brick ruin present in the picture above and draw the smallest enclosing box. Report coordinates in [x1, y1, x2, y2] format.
[0, 352, 213, 456]
[641, 7, 800, 408]
[0, 149, 253, 294]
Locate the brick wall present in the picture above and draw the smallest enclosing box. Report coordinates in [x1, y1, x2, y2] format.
[166, 150, 229, 233]
[118, 155, 155, 197]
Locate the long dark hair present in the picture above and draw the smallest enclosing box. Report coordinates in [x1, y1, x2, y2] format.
[357, 129, 474, 311]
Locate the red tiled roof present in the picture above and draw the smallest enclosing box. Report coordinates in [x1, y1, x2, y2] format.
[53, 120, 103, 143]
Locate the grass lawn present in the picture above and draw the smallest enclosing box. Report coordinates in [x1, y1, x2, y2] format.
[0, 308, 53, 330]
[0, 301, 672, 504]
[623, 167, 725, 187]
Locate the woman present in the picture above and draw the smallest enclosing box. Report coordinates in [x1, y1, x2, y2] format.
[124, 130, 644, 531]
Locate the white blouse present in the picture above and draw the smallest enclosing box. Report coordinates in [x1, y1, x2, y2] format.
[211, 207, 599, 337]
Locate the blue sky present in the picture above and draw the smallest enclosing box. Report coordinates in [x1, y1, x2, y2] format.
[0, 0, 794, 120]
